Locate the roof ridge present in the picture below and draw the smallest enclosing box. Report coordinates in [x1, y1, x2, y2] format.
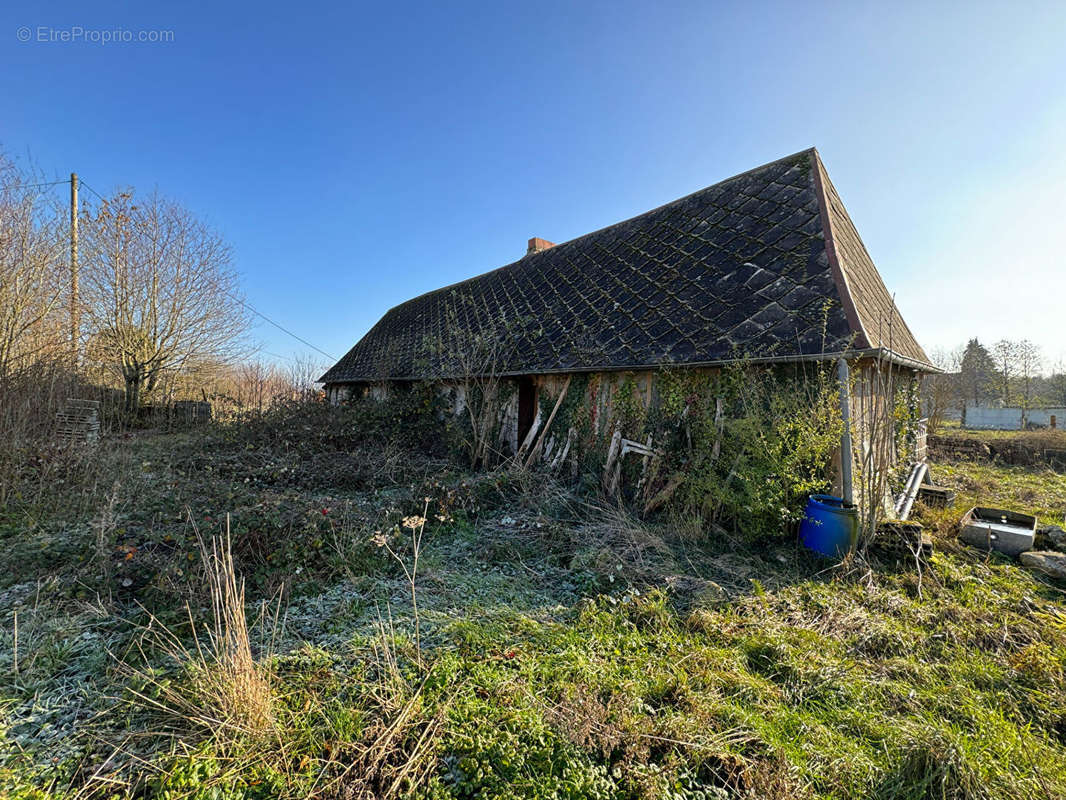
[373, 147, 821, 319]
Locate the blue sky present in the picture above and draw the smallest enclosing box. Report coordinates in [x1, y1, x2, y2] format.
[3, 1, 1065, 371]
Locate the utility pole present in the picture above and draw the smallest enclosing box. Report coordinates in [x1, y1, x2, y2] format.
[70, 172, 79, 366]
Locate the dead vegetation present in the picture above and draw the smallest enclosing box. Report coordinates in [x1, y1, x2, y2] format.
[121, 522, 276, 749]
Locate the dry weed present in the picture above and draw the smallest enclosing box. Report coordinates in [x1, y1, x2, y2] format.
[122, 516, 276, 742]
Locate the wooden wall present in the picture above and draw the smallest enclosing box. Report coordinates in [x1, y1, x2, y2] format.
[325, 361, 923, 499]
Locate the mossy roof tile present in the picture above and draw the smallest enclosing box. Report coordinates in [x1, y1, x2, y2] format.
[321, 149, 931, 383]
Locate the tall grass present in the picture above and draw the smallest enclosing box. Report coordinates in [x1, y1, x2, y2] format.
[126, 517, 275, 742]
[197, 519, 275, 734]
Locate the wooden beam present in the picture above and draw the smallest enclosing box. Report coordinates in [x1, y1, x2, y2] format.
[602, 428, 622, 490]
[524, 376, 572, 467]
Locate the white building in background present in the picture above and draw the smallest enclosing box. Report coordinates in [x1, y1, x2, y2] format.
[964, 405, 1066, 430]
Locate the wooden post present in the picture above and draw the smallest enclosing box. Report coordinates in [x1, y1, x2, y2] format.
[70, 172, 79, 366]
[602, 428, 622, 490]
[549, 427, 576, 472]
[711, 397, 724, 459]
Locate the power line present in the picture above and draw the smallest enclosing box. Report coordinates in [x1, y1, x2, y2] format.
[5, 179, 71, 191]
[76, 179, 110, 205]
[78, 177, 336, 362]
[238, 299, 336, 360]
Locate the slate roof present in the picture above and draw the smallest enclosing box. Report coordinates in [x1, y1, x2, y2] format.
[321, 148, 932, 384]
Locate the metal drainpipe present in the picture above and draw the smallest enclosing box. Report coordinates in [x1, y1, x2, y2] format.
[838, 358, 854, 507]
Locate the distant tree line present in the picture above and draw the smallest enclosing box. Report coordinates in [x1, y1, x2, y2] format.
[923, 337, 1066, 431]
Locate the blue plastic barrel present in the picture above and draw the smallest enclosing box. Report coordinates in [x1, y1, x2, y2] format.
[799, 494, 858, 558]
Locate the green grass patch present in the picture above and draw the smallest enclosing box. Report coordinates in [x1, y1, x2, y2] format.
[930, 460, 1066, 525]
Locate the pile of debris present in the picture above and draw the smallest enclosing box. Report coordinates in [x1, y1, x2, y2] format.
[867, 463, 948, 567]
[871, 521, 933, 565]
[56, 399, 100, 444]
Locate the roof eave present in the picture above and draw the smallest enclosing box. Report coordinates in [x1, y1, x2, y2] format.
[322, 347, 939, 385]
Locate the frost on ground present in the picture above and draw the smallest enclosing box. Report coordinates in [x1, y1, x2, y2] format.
[2, 423, 1065, 800]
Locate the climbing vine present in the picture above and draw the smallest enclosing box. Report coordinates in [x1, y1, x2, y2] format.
[368, 358, 889, 542]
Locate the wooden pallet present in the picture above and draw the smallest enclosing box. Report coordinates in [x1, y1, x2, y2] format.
[918, 483, 956, 508]
[871, 521, 933, 565]
[57, 399, 100, 444]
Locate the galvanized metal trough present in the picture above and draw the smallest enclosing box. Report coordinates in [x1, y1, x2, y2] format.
[959, 507, 1037, 557]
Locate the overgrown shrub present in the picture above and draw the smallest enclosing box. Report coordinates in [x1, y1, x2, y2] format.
[646, 364, 843, 540]
[217, 383, 452, 457]
[459, 363, 845, 543]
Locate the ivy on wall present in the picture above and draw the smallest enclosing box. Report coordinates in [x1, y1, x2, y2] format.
[531, 364, 846, 540]
[355, 360, 917, 542]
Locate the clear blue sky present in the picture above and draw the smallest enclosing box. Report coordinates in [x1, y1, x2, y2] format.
[3, 1, 1065, 371]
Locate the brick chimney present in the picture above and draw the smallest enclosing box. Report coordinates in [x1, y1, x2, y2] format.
[526, 236, 555, 256]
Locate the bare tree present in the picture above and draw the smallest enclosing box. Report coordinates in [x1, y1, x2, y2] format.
[423, 292, 535, 468]
[923, 346, 960, 434]
[233, 360, 286, 414]
[1016, 339, 1043, 419]
[855, 352, 903, 550]
[80, 190, 249, 412]
[0, 156, 67, 376]
[991, 339, 1019, 406]
[286, 354, 326, 403]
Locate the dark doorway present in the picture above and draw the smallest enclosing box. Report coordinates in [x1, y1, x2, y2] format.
[517, 377, 536, 447]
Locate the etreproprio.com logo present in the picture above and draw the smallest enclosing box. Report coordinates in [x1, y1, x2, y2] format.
[17, 26, 175, 44]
